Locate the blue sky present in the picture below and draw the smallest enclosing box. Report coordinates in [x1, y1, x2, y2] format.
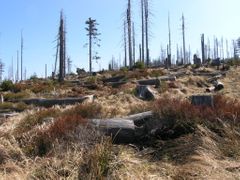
[0, 0, 239, 78]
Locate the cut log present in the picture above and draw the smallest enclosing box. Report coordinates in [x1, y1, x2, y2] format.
[0, 113, 18, 118]
[137, 79, 161, 87]
[12, 96, 94, 107]
[191, 95, 214, 107]
[193, 71, 226, 77]
[137, 76, 176, 87]
[206, 81, 224, 92]
[135, 85, 157, 100]
[123, 111, 153, 126]
[102, 75, 125, 83]
[106, 81, 127, 88]
[213, 81, 224, 91]
[207, 74, 223, 83]
[89, 118, 137, 143]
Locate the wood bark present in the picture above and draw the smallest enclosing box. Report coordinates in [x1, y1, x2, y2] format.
[11, 96, 93, 107]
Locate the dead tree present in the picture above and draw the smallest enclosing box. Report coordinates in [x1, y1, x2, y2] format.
[132, 22, 136, 64]
[16, 51, 19, 82]
[226, 39, 230, 59]
[201, 34, 205, 64]
[144, 0, 150, 66]
[127, 0, 133, 68]
[85, 18, 101, 73]
[45, 64, 47, 79]
[0, 59, 4, 82]
[67, 56, 72, 74]
[58, 11, 66, 82]
[139, 44, 142, 62]
[124, 21, 127, 67]
[141, 0, 145, 63]
[53, 38, 59, 79]
[182, 14, 186, 64]
[20, 31, 23, 81]
[168, 12, 172, 67]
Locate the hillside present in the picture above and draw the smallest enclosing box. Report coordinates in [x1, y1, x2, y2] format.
[0, 64, 240, 179]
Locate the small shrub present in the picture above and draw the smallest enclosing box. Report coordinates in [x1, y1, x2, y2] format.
[0, 102, 28, 112]
[149, 69, 165, 78]
[48, 114, 86, 139]
[14, 108, 61, 135]
[0, 80, 14, 91]
[64, 103, 103, 119]
[4, 91, 30, 101]
[133, 61, 145, 69]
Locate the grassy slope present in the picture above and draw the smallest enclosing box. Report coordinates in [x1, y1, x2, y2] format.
[0, 66, 240, 179]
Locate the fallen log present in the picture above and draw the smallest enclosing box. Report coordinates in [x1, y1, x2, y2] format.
[105, 81, 128, 88]
[137, 76, 176, 87]
[102, 75, 125, 83]
[0, 113, 18, 118]
[207, 74, 223, 83]
[193, 71, 226, 77]
[11, 96, 94, 107]
[89, 118, 138, 143]
[123, 111, 153, 127]
[137, 79, 161, 87]
[206, 81, 224, 92]
[88, 111, 156, 143]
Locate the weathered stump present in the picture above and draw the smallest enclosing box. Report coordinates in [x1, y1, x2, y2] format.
[191, 95, 214, 107]
[135, 85, 157, 100]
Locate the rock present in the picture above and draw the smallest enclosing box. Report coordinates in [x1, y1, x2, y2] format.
[135, 85, 157, 100]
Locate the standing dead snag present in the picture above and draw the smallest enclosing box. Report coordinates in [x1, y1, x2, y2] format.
[141, 0, 145, 63]
[20, 31, 24, 81]
[127, 0, 133, 68]
[0, 59, 4, 83]
[124, 21, 127, 67]
[58, 11, 66, 82]
[182, 14, 186, 64]
[85, 18, 101, 74]
[144, 0, 150, 66]
[201, 34, 205, 64]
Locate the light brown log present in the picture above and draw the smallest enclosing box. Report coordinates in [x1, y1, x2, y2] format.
[11, 96, 94, 107]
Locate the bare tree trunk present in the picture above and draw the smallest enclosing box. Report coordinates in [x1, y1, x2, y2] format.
[141, 0, 145, 63]
[124, 21, 127, 67]
[127, 0, 133, 68]
[144, 0, 149, 66]
[53, 39, 59, 79]
[89, 18, 92, 73]
[132, 22, 135, 65]
[168, 12, 172, 67]
[201, 34, 205, 64]
[21, 31, 23, 81]
[59, 11, 65, 82]
[182, 14, 186, 64]
[139, 44, 142, 62]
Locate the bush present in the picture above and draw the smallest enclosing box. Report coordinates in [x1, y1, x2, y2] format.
[48, 114, 86, 139]
[0, 80, 14, 91]
[64, 103, 103, 119]
[133, 61, 145, 69]
[14, 108, 61, 135]
[4, 91, 30, 101]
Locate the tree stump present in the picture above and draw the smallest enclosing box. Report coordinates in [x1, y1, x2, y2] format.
[191, 95, 214, 107]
